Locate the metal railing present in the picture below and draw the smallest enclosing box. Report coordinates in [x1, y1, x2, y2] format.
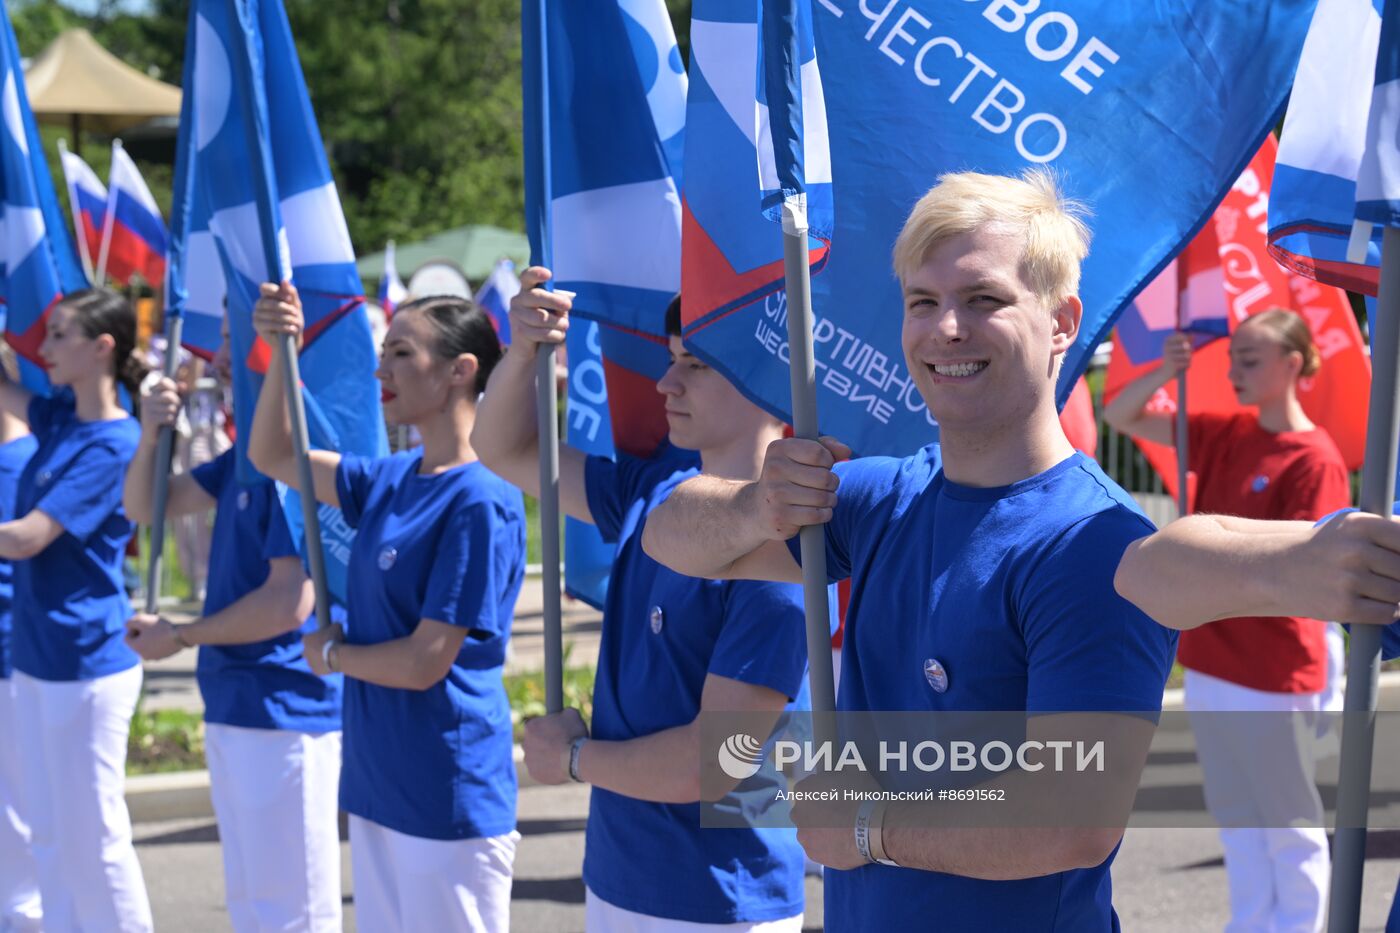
[1084, 348, 1180, 530]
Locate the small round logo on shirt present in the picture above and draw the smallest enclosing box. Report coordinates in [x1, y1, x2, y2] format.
[377, 546, 398, 571]
[924, 658, 949, 694]
[236, 490, 251, 511]
[37, 469, 52, 487]
[1251, 474, 1270, 493]
[717, 733, 765, 780]
[649, 606, 664, 634]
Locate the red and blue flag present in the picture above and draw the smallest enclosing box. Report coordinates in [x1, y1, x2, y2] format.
[0, 4, 87, 395]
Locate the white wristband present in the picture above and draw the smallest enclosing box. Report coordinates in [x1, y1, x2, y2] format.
[320, 638, 337, 672]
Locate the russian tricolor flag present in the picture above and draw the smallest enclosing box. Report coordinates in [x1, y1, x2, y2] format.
[474, 257, 519, 344]
[98, 142, 168, 287]
[57, 145, 106, 279]
[377, 239, 406, 319]
[1269, 0, 1389, 295]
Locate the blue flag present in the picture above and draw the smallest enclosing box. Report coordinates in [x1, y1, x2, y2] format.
[523, 0, 679, 608]
[683, 0, 1317, 458]
[0, 5, 87, 394]
[173, 0, 387, 605]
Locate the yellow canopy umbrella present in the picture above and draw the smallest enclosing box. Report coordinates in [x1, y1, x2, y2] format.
[23, 28, 181, 154]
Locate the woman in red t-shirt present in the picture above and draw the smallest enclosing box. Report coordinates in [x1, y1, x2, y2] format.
[1105, 308, 1350, 932]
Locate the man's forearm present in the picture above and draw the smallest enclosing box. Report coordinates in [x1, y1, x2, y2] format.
[642, 475, 770, 578]
[1115, 515, 1314, 630]
[183, 578, 314, 647]
[577, 723, 703, 804]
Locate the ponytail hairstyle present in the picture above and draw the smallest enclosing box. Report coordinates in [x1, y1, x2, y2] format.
[1242, 308, 1321, 378]
[399, 295, 504, 395]
[60, 288, 147, 404]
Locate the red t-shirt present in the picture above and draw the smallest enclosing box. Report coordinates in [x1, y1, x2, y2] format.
[1176, 411, 1351, 693]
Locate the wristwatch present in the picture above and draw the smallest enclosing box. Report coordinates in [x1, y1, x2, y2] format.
[568, 736, 589, 783]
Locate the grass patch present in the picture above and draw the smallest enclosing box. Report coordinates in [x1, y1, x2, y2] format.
[127, 706, 205, 775]
[522, 493, 565, 567]
[132, 523, 197, 603]
[504, 663, 595, 742]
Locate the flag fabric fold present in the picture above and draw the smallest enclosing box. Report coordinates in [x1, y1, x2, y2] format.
[683, 0, 1318, 458]
[0, 4, 87, 395]
[523, 0, 679, 608]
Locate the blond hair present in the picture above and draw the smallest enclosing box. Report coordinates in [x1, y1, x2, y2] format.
[892, 169, 1092, 307]
[1239, 308, 1321, 377]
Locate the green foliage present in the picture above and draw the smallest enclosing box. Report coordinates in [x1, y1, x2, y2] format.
[504, 660, 595, 742]
[127, 705, 205, 775]
[11, 0, 695, 269]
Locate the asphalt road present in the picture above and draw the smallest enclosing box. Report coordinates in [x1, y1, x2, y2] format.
[133, 784, 1400, 932]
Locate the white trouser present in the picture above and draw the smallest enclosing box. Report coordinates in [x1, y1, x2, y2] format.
[13, 666, 152, 933]
[348, 814, 517, 933]
[0, 676, 41, 931]
[1185, 669, 1329, 933]
[205, 723, 344, 933]
[585, 888, 803, 932]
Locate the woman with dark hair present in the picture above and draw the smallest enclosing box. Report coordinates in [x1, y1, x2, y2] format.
[0, 288, 152, 931]
[250, 282, 525, 933]
[1105, 308, 1351, 932]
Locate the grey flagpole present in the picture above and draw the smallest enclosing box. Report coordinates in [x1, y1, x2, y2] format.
[780, 198, 838, 731]
[277, 333, 334, 631]
[142, 314, 184, 614]
[538, 344, 564, 713]
[1176, 371, 1189, 517]
[1328, 225, 1400, 932]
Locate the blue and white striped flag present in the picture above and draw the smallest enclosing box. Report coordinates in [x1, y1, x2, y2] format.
[757, 0, 833, 239]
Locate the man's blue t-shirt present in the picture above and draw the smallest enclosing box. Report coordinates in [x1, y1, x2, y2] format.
[13, 395, 140, 682]
[0, 434, 38, 679]
[582, 448, 815, 925]
[335, 452, 525, 841]
[190, 449, 341, 733]
[787, 448, 1178, 932]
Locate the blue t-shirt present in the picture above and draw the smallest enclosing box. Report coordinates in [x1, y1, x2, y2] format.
[190, 449, 341, 733]
[13, 395, 140, 682]
[582, 448, 815, 925]
[335, 452, 525, 841]
[0, 434, 38, 679]
[788, 448, 1178, 933]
